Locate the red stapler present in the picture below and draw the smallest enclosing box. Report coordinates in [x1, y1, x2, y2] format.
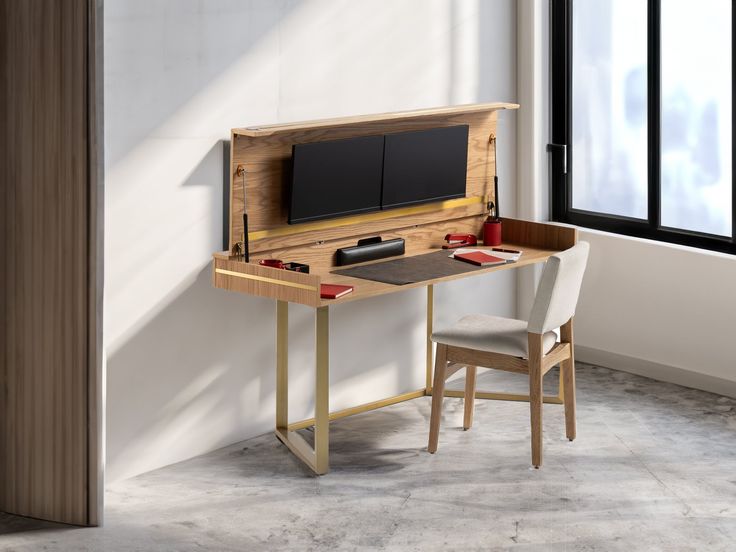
[442, 233, 478, 249]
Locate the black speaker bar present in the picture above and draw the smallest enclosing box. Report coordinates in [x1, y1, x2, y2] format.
[335, 238, 405, 266]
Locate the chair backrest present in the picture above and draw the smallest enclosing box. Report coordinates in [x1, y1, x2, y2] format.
[527, 241, 590, 334]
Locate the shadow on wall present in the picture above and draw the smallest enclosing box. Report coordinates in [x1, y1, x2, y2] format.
[104, 0, 296, 167]
[106, 265, 428, 484]
[106, 266, 274, 483]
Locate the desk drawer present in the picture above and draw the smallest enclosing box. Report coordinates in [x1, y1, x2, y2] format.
[213, 257, 321, 307]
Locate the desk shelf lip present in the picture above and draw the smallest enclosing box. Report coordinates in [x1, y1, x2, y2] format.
[234, 102, 520, 137]
[213, 255, 322, 307]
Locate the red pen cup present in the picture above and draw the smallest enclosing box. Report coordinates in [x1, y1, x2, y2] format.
[259, 259, 284, 269]
[483, 220, 502, 246]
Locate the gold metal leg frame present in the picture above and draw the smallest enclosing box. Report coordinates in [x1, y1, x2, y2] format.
[274, 301, 331, 475]
[426, 285, 434, 393]
[423, 285, 564, 405]
[278, 286, 565, 474]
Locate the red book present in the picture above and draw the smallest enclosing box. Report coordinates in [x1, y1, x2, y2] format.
[453, 250, 508, 267]
[320, 284, 354, 299]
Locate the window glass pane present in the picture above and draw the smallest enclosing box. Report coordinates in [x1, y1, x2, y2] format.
[572, 0, 648, 219]
[661, 0, 732, 236]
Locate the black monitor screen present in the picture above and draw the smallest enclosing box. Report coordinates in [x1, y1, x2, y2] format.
[289, 135, 384, 224]
[381, 125, 469, 209]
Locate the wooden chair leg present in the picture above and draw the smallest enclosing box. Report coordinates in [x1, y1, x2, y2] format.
[528, 333, 544, 468]
[561, 318, 576, 441]
[463, 366, 477, 430]
[428, 344, 448, 453]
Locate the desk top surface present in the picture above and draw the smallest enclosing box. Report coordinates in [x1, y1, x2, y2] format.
[315, 242, 553, 306]
[214, 241, 556, 308]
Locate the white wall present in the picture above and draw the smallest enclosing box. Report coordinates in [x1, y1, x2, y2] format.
[105, 0, 519, 483]
[574, 230, 736, 393]
[516, 1, 736, 397]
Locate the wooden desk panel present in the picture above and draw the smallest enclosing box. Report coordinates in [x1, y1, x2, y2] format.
[229, 103, 519, 252]
[213, 258, 321, 307]
[248, 215, 485, 272]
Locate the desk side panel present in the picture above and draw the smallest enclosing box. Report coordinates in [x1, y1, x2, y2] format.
[503, 218, 578, 251]
[213, 257, 321, 307]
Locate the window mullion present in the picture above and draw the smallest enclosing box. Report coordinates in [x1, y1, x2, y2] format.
[647, 0, 661, 230]
[733, 0, 736, 243]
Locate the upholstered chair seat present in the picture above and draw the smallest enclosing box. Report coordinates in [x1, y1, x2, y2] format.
[432, 314, 557, 358]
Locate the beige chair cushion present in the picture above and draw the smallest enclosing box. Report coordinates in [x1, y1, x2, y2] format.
[431, 314, 557, 358]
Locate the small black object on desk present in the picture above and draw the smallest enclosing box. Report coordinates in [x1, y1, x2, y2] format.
[335, 237, 405, 266]
[284, 261, 309, 273]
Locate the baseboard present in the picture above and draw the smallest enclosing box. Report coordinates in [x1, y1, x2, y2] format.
[576, 345, 736, 400]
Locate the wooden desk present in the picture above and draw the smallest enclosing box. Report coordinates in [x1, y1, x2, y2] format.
[213, 219, 576, 475]
[214, 103, 575, 474]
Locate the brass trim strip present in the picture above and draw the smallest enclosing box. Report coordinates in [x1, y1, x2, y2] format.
[215, 268, 318, 291]
[248, 195, 487, 241]
[287, 389, 426, 431]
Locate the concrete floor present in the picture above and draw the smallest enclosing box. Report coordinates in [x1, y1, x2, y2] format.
[2, 364, 736, 551]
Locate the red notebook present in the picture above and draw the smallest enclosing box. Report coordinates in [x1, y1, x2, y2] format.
[453, 250, 508, 267]
[320, 284, 354, 299]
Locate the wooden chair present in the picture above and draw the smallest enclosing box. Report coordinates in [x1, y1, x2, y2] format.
[428, 242, 590, 468]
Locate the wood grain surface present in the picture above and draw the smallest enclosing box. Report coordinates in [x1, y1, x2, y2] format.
[0, 0, 101, 526]
[213, 217, 570, 308]
[229, 105, 518, 250]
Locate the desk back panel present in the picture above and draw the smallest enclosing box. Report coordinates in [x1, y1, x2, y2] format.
[229, 103, 519, 261]
[247, 215, 484, 272]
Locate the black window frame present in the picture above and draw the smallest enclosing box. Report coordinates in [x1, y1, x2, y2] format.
[550, 0, 736, 255]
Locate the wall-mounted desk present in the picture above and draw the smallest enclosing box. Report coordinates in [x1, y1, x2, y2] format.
[212, 103, 577, 474]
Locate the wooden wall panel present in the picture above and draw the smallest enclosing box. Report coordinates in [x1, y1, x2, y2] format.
[0, 0, 101, 526]
[229, 105, 517, 251]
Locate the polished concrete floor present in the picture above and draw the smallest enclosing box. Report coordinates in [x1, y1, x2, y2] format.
[2, 364, 736, 551]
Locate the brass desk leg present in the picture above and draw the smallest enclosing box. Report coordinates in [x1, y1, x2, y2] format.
[425, 285, 434, 394]
[274, 302, 330, 475]
[314, 306, 330, 474]
[276, 301, 288, 430]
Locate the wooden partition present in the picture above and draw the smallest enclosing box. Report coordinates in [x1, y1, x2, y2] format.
[0, 0, 103, 526]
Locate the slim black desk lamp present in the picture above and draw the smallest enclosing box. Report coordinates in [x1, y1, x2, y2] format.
[236, 164, 250, 262]
[483, 133, 502, 246]
[489, 133, 499, 220]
